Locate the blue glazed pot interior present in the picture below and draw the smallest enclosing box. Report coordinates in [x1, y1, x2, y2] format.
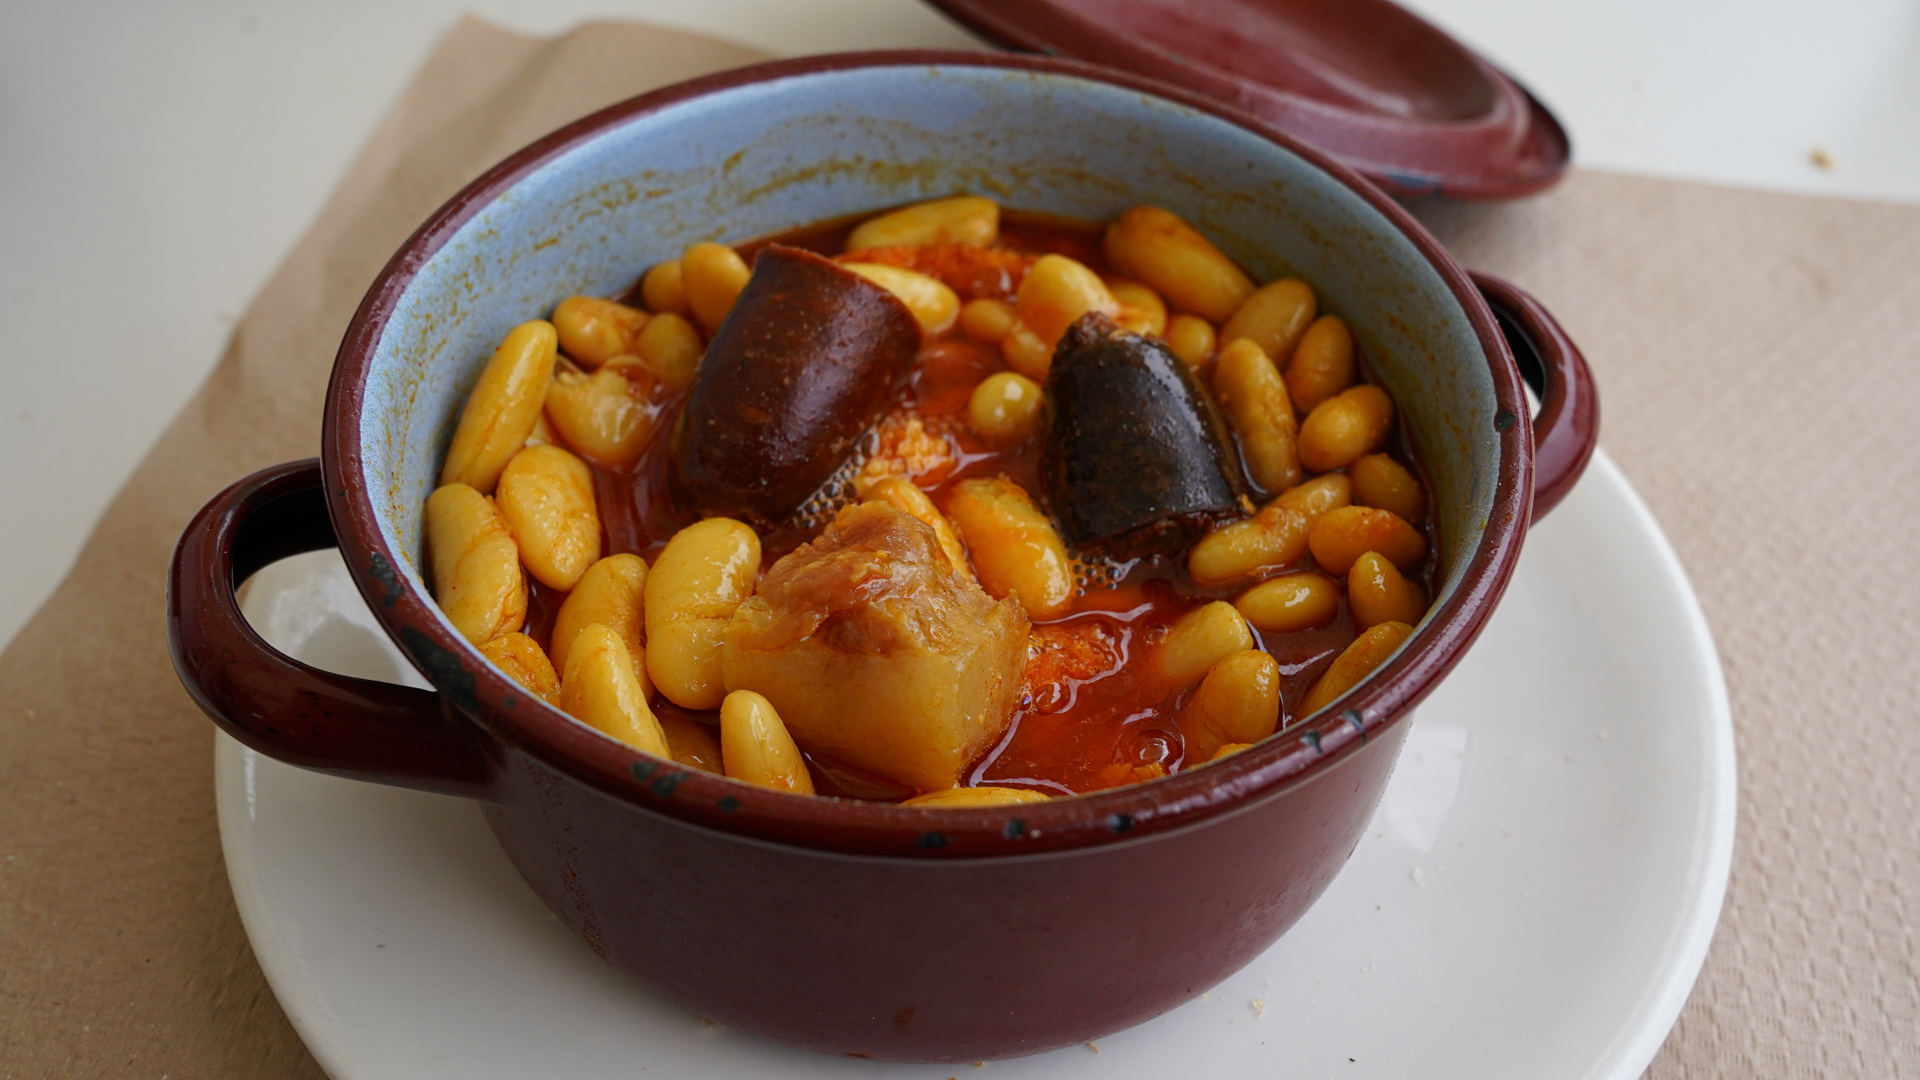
[359, 62, 1498, 643]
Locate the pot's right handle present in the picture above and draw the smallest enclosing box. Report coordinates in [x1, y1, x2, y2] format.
[168, 458, 494, 799]
[1471, 272, 1600, 520]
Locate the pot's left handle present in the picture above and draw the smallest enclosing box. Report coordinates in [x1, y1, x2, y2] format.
[168, 459, 494, 799]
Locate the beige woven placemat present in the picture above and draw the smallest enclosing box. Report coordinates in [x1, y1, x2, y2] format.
[0, 16, 1914, 1078]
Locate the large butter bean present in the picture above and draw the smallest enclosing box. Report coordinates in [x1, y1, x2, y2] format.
[440, 320, 558, 493]
[1212, 338, 1303, 492]
[644, 518, 761, 709]
[901, 786, 1050, 808]
[550, 553, 649, 694]
[425, 483, 526, 645]
[959, 297, 1015, 344]
[1157, 601, 1255, 686]
[525, 409, 560, 449]
[1221, 278, 1316, 365]
[479, 632, 560, 706]
[1350, 452, 1427, 524]
[633, 311, 702, 392]
[1234, 571, 1340, 632]
[1297, 384, 1395, 472]
[560, 623, 669, 757]
[967, 371, 1044, 446]
[1271, 472, 1351, 524]
[682, 242, 752, 333]
[1182, 650, 1281, 759]
[1309, 505, 1425, 575]
[859, 476, 973, 582]
[1016, 254, 1120, 347]
[495, 444, 600, 591]
[719, 690, 815, 794]
[998, 318, 1053, 380]
[1107, 277, 1168, 337]
[543, 362, 658, 471]
[1300, 621, 1414, 715]
[846, 195, 999, 251]
[552, 296, 647, 368]
[1102, 206, 1254, 321]
[640, 258, 689, 315]
[1349, 550, 1428, 629]
[1286, 314, 1354, 414]
[659, 712, 722, 772]
[946, 476, 1074, 620]
[1163, 314, 1216, 367]
[1187, 504, 1309, 587]
[843, 262, 961, 336]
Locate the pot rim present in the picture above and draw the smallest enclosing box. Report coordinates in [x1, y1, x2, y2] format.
[320, 49, 1534, 860]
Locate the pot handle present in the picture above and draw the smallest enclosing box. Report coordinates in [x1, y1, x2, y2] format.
[167, 459, 494, 799]
[1472, 272, 1600, 520]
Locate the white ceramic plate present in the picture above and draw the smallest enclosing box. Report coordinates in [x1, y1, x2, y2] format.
[219, 450, 1733, 1080]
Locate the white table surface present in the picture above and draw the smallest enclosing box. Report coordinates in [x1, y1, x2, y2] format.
[2, 0, 1917, 652]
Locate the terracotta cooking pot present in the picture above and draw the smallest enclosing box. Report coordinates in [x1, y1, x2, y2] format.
[169, 52, 1597, 1063]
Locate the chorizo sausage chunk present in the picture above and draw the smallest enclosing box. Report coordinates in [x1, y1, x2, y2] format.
[668, 245, 920, 528]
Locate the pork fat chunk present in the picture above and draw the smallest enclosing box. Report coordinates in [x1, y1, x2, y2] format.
[722, 501, 1030, 791]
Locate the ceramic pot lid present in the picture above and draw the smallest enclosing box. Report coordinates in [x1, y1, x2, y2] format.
[926, 0, 1570, 199]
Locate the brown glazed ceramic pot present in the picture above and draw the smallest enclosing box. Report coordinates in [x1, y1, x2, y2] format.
[168, 52, 1598, 1063]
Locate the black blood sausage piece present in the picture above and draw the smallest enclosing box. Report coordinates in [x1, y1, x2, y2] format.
[1042, 312, 1247, 559]
[669, 244, 921, 528]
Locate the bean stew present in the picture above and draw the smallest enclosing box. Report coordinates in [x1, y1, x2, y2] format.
[424, 196, 1436, 808]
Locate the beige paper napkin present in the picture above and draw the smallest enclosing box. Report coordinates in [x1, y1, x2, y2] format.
[1412, 181, 1920, 1075]
[0, 15, 1913, 1078]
